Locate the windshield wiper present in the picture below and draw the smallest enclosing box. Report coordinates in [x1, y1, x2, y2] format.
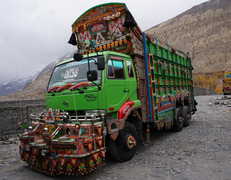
[69, 82, 100, 92]
[47, 86, 60, 93]
[56, 83, 73, 93]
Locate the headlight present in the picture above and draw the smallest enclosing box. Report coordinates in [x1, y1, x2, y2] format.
[75, 123, 80, 130]
[63, 112, 70, 121]
[86, 110, 99, 117]
[86, 109, 106, 117]
[99, 109, 106, 116]
[41, 149, 47, 156]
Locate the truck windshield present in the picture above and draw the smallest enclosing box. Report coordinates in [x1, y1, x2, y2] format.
[48, 58, 101, 89]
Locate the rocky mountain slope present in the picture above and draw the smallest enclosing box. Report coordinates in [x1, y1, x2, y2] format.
[146, 0, 231, 74]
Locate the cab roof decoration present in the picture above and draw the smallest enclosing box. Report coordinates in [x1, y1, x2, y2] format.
[68, 3, 143, 56]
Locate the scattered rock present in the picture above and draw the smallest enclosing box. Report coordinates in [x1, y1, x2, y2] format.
[214, 100, 220, 105]
[8, 138, 18, 144]
[172, 167, 181, 174]
[10, 171, 17, 175]
[211, 96, 231, 107]
[226, 95, 231, 99]
[219, 100, 224, 105]
[218, 97, 223, 100]
[0, 136, 9, 141]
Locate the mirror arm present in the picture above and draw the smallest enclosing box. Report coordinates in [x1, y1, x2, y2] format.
[87, 52, 101, 90]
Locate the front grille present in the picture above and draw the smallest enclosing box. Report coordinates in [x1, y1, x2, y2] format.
[68, 111, 85, 116]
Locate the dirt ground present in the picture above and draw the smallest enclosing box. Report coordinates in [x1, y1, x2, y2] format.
[0, 95, 230, 180]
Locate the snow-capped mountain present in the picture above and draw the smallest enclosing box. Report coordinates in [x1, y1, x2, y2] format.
[0, 76, 36, 96]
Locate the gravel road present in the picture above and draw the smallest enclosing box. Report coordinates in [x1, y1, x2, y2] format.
[0, 95, 231, 180]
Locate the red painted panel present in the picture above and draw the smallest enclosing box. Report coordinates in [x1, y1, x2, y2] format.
[118, 101, 135, 119]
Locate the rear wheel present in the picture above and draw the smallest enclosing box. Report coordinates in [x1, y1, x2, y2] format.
[182, 106, 191, 127]
[109, 122, 138, 162]
[173, 108, 183, 132]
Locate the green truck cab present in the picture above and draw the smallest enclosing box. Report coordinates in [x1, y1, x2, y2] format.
[19, 2, 196, 175]
[46, 51, 140, 116]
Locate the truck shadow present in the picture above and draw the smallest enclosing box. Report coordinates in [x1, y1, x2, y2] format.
[136, 128, 175, 153]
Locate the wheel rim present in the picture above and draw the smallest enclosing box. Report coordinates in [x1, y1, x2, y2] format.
[125, 134, 137, 150]
[179, 116, 184, 123]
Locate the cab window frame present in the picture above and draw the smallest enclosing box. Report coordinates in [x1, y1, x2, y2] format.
[125, 60, 134, 78]
[107, 56, 125, 80]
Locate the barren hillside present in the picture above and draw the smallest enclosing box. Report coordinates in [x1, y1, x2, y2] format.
[146, 0, 231, 74]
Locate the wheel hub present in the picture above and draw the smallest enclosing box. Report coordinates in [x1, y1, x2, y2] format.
[179, 117, 184, 123]
[126, 135, 136, 150]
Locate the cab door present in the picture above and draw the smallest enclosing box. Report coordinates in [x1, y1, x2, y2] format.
[105, 56, 129, 112]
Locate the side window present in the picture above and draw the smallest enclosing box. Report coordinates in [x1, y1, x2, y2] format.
[113, 60, 124, 79]
[107, 59, 125, 79]
[108, 60, 114, 77]
[126, 60, 134, 78]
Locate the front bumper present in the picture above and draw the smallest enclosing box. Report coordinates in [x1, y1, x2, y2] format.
[19, 145, 106, 175]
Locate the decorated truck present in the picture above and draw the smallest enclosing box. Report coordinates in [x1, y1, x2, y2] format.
[19, 3, 196, 175]
[222, 66, 231, 95]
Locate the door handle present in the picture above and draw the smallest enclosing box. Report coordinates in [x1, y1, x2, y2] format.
[123, 89, 129, 92]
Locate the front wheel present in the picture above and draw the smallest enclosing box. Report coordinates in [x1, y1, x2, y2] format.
[109, 122, 138, 162]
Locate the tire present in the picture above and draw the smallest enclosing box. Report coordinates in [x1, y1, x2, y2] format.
[173, 108, 183, 132]
[182, 106, 191, 127]
[109, 122, 138, 162]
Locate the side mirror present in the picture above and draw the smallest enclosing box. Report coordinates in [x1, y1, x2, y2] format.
[87, 70, 98, 81]
[96, 56, 105, 70]
[73, 52, 83, 61]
